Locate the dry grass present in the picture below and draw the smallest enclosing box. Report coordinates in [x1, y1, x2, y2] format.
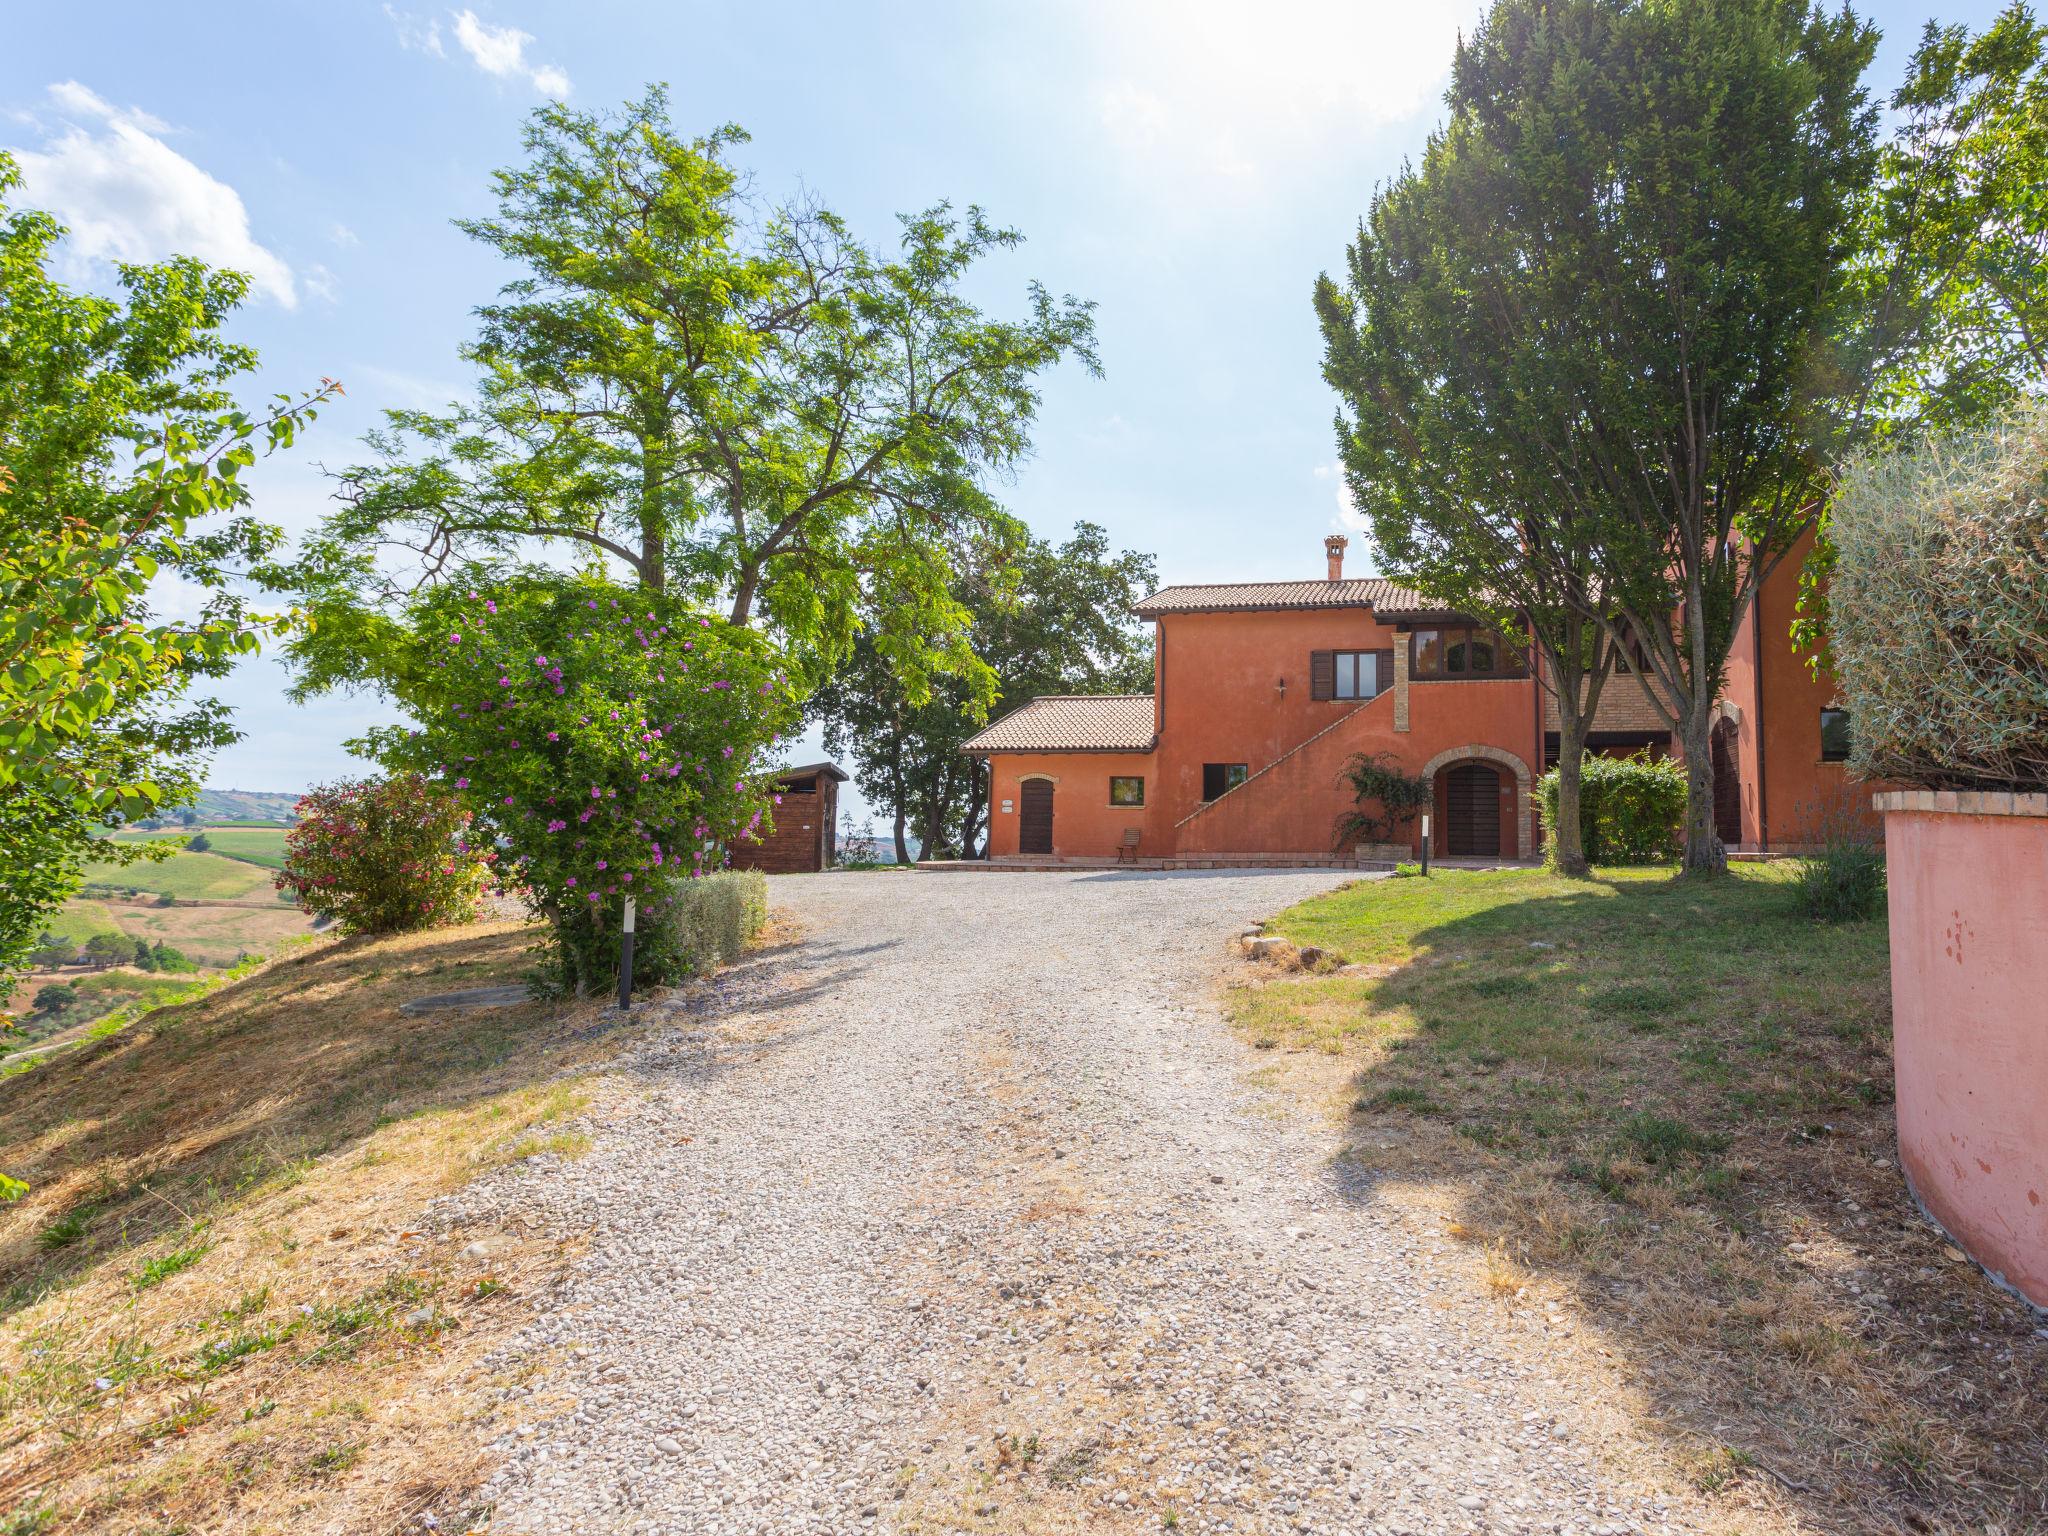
[97, 897, 315, 966]
[1231, 866, 2048, 1536]
[0, 918, 617, 1536]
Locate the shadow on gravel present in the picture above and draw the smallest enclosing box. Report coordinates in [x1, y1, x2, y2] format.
[1074, 868, 1358, 884]
[1299, 880, 2047, 1536]
[620, 935, 901, 1089]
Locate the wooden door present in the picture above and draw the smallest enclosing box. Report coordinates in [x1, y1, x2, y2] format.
[1019, 778, 1054, 855]
[1446, 763, 1501, 857]
[1711, 720, 1742, 848]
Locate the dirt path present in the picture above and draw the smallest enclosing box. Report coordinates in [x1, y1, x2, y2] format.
[448, 871, 1758, 1536]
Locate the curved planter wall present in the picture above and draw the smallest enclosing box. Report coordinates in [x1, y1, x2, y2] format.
[1878, 790, 2048, 1308]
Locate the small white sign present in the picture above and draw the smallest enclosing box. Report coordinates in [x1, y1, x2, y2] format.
[1001, 799, 1014, 813]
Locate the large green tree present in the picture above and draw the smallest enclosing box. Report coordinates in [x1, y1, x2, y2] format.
[1339, 0, 1877, 874]
[1316, 89, 1626, 876]
[1796, 2, 2048, 658]
[1851, 2, 2048, 434]
[811, 522, 1156, 864]
[0, 153, 328, 1004]
[278, 88, 1097, 717]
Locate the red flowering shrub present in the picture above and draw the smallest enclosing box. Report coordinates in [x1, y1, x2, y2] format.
[277, 773, 491, 934]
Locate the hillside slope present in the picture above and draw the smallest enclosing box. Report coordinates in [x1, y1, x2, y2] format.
[0, 919, 608, 1535]
[185, 789, 301, 823]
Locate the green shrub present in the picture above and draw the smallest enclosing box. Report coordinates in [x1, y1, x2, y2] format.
[1537, 751, 1686, 864]
[276, 774, 491, 935]
[656, 869, 768, 976]
[149, 941, 196, 973]
[1829, 401, 2048, 791]
[1790, 794, 1888, 922]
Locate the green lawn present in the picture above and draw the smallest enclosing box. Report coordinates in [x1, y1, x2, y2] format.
[1246, 866, 1891, 1170]
[80, 849, 277, 902]
[1234, 866, 2044, 1531]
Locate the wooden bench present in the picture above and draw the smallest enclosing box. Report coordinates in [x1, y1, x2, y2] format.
[1116, 827, 1142, 863]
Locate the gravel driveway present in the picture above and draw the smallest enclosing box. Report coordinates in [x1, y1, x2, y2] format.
[456, 870, 1719, 1536]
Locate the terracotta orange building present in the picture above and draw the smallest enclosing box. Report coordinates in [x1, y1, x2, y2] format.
[962, 535, 1865, 864]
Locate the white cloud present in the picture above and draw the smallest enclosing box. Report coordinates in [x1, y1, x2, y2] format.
[12, 82, 297, 307]
[450, 9, 571, 96]
[350, 362, 467, 412]
[329, 221, 360, 247]
[385, 5, 445, 57]
[303, 262, 339, 303]
[48, 80, 166, 134]
[1084, 0, 1481, 193]
[1315, 462, 1370, 535]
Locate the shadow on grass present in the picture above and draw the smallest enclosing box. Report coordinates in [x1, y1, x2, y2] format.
[0, 922, 586, 1317]
[1253, 870, 2045, 1534]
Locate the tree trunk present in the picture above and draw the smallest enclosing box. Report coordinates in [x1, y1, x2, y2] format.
[1551, 717, 1592, 878]
[1679, 705, 1726, 875]
[728, 562, 759, 626]
[892, 806, 911, 867]
[961, 761, 986, 859]
[1534, 617, 1608, 879]
[641, 518, 665, 593]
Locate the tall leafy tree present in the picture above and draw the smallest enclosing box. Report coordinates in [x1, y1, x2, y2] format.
[0, 153, 329, 1004]
[1851, 2, 2048, 433]
[278, 88, 1097, 716]
[1796, 2, 2048, 657]
[1339, 0, 1877, 874]
[1317, 119, 1624, 876]
[812, 522, 1155, 863]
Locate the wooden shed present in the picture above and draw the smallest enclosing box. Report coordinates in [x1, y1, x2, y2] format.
[729, 762, 849, 874]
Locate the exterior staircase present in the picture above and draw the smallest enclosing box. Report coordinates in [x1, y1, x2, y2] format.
[1174, 690, 1400, 857]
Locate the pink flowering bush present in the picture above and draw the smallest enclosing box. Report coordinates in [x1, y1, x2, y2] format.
[358, 574, 799, 995]
[276, 773, 491, 933]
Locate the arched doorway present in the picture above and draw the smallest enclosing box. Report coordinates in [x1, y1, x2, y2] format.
[1444, 761, 1503, 857]
[1418, 744, 1534, 858]
[1019, 777, 1055, 855]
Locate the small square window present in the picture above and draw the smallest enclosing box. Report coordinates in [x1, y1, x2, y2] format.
[1819, 707, 1852, 762]
[1202, 763, 1248, 801]
[1109, 776, 1145, 807]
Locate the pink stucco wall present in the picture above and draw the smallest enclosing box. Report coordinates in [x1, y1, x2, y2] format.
[1884, 800, 2048, 1307]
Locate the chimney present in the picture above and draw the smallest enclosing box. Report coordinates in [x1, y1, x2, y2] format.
[1324, 534, 1348, 582]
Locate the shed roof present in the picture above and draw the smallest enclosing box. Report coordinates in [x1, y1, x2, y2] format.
[1131, 577, 1437, 618]
[960, 694, 1157, 754]
[772, 761, 849, 784]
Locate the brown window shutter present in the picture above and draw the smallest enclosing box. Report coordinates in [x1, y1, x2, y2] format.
[1375, 649, 1394, 696]
[1310, 650, 1335, 700]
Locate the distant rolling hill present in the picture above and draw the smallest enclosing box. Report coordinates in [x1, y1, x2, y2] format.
[184, 789, 301, 823]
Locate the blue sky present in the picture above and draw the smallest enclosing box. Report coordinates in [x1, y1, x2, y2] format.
[3, 1, 2003, 814]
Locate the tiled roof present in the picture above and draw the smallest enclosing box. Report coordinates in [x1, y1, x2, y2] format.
[1131, 578, 1437, 617]
[961, 694, 1157, 753]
